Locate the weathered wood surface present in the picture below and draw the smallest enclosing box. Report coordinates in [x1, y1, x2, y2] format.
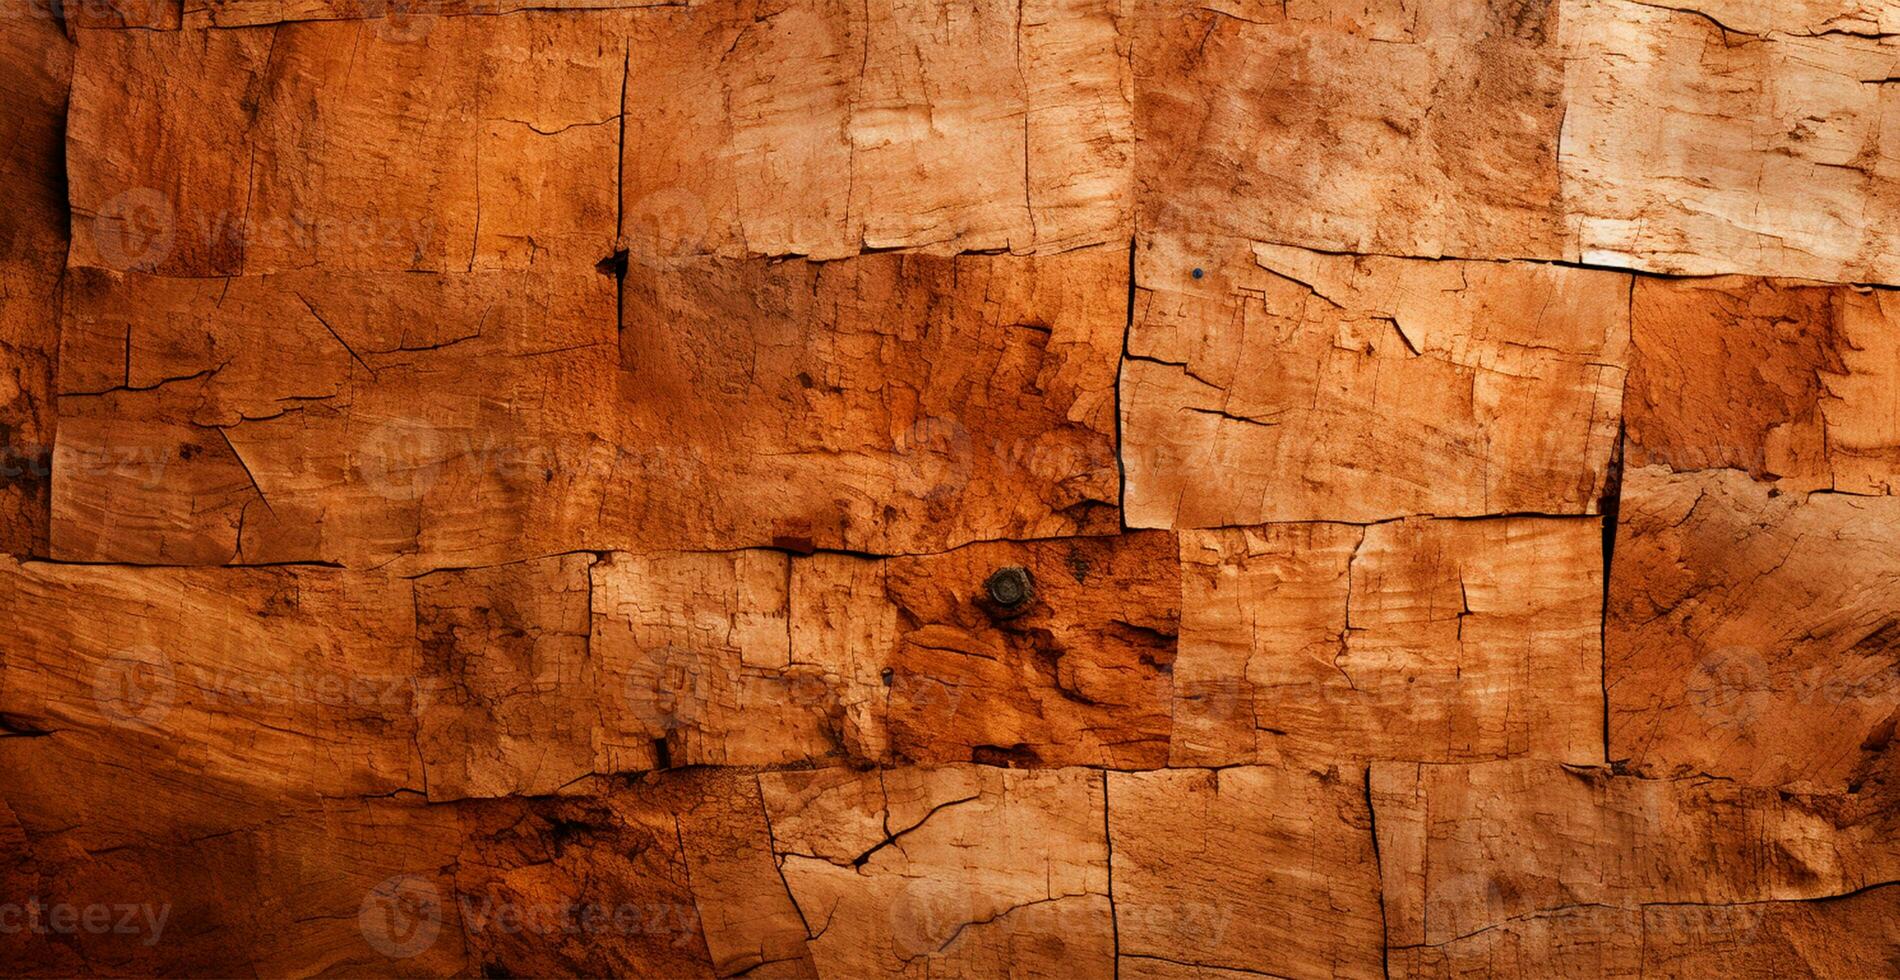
[5, 0, 1898, 975]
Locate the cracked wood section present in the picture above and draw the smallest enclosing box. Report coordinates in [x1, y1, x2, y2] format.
[0, 747, 809, 977]
[1372, 760, 1900, 960]
[0, 16, 68, 555]
[0, 555, 424, 801]
[413, 554, 600, 801]
[758, 765, 1113, 978]
[623, 0, 1131, 261]
[1174, 517, 1603, 768]
[1662, 1, 1900, 35]
[180, 0, 689, 27]
[1139, 0, 1900, 284]
[1109, 766, 1384, 979]
[0, 738, 474, 977]
[1384, 849, 1900, 978]
[1625, 275, 1900, 495]
[53, 268, 618, 568]
[54, 246, 1119, 566]
[18, 0, 1900, 974]
[593, 549, 842, 773]
[67, 12, 622, 276]
[1607, 465, 1900, 794]
[791, 532, 1178, 768]
[596, 533, 1177, 772]
[1560, 0, 1900, 283]
[1122, 234, 1630, 527]
[1136, 0, 1570, 261]
[0, 538, 1172, 801]
[619, 247, 1124, 555]
[450, 780, 716, 978]
[67, 0, 183, 29]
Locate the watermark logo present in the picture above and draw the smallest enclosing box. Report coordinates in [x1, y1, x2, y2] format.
[363, 0, 439, 43]
[1685, 644, 1772, 732]
[894, 416, 974, 505]
[91, 646, 176, 729]
[1117, 896, 1232, 952]
[0, 899, 170, 947]
[458, 895, 700, 945]
[92, 188, 175, 273]
[356, 417, 447, 501]
[627, 645, 708, 735]
[624, 188, 710, 269]
[359, 874, 443, 959]
[889, 876, 971, 958]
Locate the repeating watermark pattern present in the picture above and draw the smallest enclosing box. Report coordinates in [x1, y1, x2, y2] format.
[198, 212, 439, 266]
[362, 0, 440, 43]
[1115, 898, 1232, 953]
[356, 417, 450, 501]
[0, 899, 170, 948]
[896, 416, 975, 506]
[90, 646, 415, 731]
[1684, 642, 1896, 734]
[359, 875, 701, 959]
[91, 646, 176, 728]
[626, 644, 709, 734]
[54, 443, 173, 490]
[84, 184, 440, 275]
[624, 188, 711, 269]
[359, 874, 443, 960]
[889, 876, 972, 959]
[1684, 644, 1773, 732]
[91, 188, 175, 273]
[459, 895, 700, 945]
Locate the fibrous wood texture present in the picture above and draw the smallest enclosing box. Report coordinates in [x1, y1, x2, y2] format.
[2, 0, 1897, 976]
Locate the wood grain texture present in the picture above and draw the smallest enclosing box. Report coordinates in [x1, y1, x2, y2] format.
[6, 0, 1900, 974]
[1123, 234, 1629, 527]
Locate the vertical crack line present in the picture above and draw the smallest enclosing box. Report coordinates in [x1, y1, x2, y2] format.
[236, 25, 279, 277]
[467, 135, 482, 273]
[1103, 772, 1119, 979]
[1116, 235, 1135, 529]
[1598, 419, 1626, 765]
[614, 41, 631, 338]
[674, 815, 718, 968]
[1016, 0, 1034, 246]
[615, 40, 630, 246]
[215, 425, 273, 517]
[585, 554, 609, 769]
[1364, 766, 1389, 980]
[757, 774, 817, 942]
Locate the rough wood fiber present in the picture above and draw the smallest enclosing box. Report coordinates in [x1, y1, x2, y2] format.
[1136, 0, 1571, 261]
[1607, 466, 1900, 795]
[1559, 0, 1900, 283]
[51, 247, 1122, 567]
[1123, 233, 1630, 527]
[1110, 766, 1385, 978]
[1373, 760, 1900, 974]
[1625, 276, 1900, 494]
[621, 0, 1132, 261]
[1173, 517, 1603, 768]
[0, 13, 69, 555]
[6, 0, 1900, 975]
[759, 765, 1114, 978]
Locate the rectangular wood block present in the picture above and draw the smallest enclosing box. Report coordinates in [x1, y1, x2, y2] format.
[1175, 517, 1603, 769]
[1123, 234, 1629, 527]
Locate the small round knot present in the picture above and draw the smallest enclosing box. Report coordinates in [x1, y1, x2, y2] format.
[1191, 267, 1205, 279]
[984, 566, 1033, 608]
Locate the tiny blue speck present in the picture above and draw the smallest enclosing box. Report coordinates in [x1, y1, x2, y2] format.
[1191, 267, 1205, 279]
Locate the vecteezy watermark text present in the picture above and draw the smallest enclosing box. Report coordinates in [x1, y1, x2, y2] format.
[0, 899, 171, 947]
